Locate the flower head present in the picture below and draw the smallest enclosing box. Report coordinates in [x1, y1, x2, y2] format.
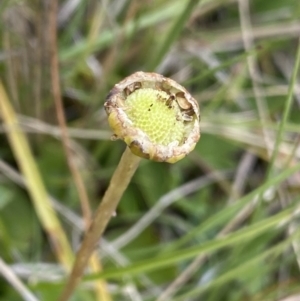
[104, 71, 200, 163]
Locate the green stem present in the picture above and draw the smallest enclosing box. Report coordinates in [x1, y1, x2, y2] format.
[266, 38, 300, 179]
[58, 147, 141, 301]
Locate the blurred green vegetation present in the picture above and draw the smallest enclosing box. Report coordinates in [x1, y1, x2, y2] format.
[1, 0, 300, 300]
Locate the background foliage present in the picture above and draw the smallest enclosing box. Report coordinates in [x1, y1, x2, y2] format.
[1, 0, 300, 300]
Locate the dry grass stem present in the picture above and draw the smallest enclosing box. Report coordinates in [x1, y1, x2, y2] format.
[0, 81, 73, 269]
[49, 1, 111, 299]
[0, 257, 39, 301]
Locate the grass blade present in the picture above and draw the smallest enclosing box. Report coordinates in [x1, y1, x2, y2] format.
[0, 82, 73, 270]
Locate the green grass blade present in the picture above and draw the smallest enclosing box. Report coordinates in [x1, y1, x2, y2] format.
[60, 1, 185, 62]
[0, 82, 74, 270]
[266, 38, 300, 179]
[147, 0, 201, 71]
[87, 200, 297, 280]
[162, 160, 300, 253]
[173, 227, 300, 300]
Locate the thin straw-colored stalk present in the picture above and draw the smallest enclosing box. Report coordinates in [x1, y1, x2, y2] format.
[238, 0, 272, 157]
[0, 257, 39, 301]
[48, 1, 111, 299]
[58, 147, 141, 301]
[0, 81, 73, 269]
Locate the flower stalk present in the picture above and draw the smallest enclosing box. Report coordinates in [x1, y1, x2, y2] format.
[58, 72, 200, 301]
[58, 147, 140, 301]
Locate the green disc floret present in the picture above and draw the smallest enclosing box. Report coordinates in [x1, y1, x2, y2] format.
[125, 88, 185, 145]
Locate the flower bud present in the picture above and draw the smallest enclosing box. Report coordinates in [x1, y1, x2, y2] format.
[104, 72, 200, 163]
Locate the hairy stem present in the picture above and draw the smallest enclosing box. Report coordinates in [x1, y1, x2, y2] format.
[58, 147, 141, 301]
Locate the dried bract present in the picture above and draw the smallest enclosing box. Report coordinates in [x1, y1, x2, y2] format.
[104, 71, 200, 163]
